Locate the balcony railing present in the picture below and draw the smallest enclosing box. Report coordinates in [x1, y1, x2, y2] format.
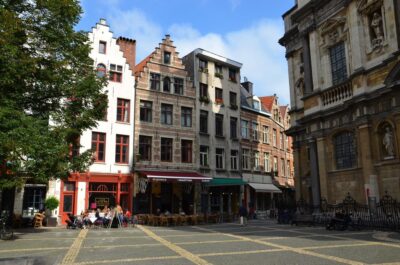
[321, 81, 353, 106]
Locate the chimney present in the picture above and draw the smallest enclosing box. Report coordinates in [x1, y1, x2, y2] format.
[99, 18, 107, 26]
[241, 80, 253, 95]
[117, 37, 136, 75]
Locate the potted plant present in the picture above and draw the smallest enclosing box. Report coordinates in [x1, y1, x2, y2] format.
[199, 96, 210, 104]
[45, 196, 59, 227]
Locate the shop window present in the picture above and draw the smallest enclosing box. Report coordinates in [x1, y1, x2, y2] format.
[22, 186, 46, 212]
[117, 98, 130, 123]
[91, 132, 106, 162]
[139, 135, 152, 161]
[115, 134, 129, 164]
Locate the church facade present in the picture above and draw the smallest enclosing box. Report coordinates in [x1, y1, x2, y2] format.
[280, 0, 400, 207]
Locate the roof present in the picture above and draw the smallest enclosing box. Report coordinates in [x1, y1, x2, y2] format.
[134, 52, 154, 77]
[259, 96, 276, 112]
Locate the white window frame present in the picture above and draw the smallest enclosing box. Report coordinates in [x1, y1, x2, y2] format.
[231, 150, 238, 170]
[241, 120, 249, 139]
[253, 151, 260, 171]
[264, 152, 270, 172]
[252, 122, 259, 141]
[242, 149, 250, 170]
[263, 126, 270, 144]
[216, 148, 225, 169]
[200, 146, 209, 167]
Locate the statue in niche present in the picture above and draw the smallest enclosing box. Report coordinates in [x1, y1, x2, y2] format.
[370, 11, 384, 50]
[382, 126, 395, 157]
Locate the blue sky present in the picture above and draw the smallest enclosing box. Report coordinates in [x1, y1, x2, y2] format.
[78, 0, 295, 104]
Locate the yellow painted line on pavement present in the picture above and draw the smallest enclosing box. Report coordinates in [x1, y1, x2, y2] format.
[193, 226, 365, 265]
[0, 247, 69, 253]
[177, 239, 248, 245]
[302, 242, 378, 250]
[198, 248, 286, 257]
[73, 255, 182, 265]
[137, 225, 212, 265]
[61, 228, 88, 265]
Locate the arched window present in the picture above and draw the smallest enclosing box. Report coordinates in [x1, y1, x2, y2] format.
[163, 77, 171, 92]
[334, 131, 357, 169]
[96, 63, 107, 78]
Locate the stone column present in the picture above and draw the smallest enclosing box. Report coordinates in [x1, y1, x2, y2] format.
[316, 137, 328, 200]
[308, 138, 321, 211]
[302, 35, 314, 94]
[358, 124, 375, 204]
[293, 145, 302, 201]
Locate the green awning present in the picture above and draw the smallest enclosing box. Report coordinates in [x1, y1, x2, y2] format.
[207, 178, 247, 187]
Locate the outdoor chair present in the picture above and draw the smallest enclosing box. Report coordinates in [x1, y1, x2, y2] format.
[34, 213, 45, 228]
[159, 216, 169, 226]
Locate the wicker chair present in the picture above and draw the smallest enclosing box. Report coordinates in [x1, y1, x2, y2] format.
[34, 213, 45, 228]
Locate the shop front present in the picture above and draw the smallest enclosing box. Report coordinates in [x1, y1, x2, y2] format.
[134, 171, 211, 215]
[205, 177, 246, 220]
[59, 172, 133, 224]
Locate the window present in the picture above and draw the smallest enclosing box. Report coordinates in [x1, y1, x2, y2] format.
[163, 77, 171, 92]
[231, 150, 238, 170]
[181, 107, 192, 127]
[109, 64, 123, 82]
[263, 126, 270, 144]
[174, 78, 184, 95]
[228, 68, 237, 82]
[264, 152, 270, 172]
[200, 146, 209, 167]
[216, 148, 224, 169]
[230, 92, 237, 108]
[330, 42, 347, 85]
[140, 100, 152, 122]
[215, 114, 224, 137]
[215, 88, 223, 104]
[287, 160, 291, 178]
[92, 132, 106, 162]
[273, 157, 278, 173]
[96, 63, 107, 78]
[200, 110, 208, 134]
[253, 151, 260, 171]
[230, 117, 237, 139]
[117, 98, 130, 123]
[99, 41, 106, 54]
[252, 122, 259, 141]
[273, 129, 277, 147]
[181, 140, 192, 163]
[164, 51, 171, 64]
[115, 135, 129, 164]
[200, 83, 208, 98]
[150, 73, 160, 90]
[334, 131, 357, 169]
[69, 137, 80, 159]
[280, 132, 284, 149]
[199, 59, 207, 72]
[215, 64, 223, 78]
[242, 149, 250, 170]
[161, 104, 173, 125]
[286, 135, 289, 150]
[161, 138, 173, 162]
[241, 120, 249, 139]
[281, 158, 285, 176]
[139, 136, 152, 161]
[253, 100, 260, 110]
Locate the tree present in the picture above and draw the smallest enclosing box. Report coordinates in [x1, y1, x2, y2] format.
[0, 0, 108, 188]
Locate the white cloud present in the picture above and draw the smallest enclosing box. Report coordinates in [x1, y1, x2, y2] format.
[104, 8, 290, 104]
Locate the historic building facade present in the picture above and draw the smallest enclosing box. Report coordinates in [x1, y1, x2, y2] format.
[240, 82, 294, 214]
[182, 49, 244, 216]
[133, 36, 209, 215]
[47, 19, 136, 224]
[280, 0, 400, 208]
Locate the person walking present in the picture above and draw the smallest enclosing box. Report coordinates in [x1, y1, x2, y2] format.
[239, 203, 248, 226]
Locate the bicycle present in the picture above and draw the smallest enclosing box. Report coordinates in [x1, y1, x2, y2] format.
[0, 216, 13, 240]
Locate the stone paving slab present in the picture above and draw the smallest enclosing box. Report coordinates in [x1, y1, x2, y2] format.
[263, 235, 358, 248]
[178, 240, 276, 255]
[312, 244, 400, 264]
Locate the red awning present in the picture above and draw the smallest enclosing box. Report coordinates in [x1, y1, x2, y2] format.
[139, 171, 212, 182]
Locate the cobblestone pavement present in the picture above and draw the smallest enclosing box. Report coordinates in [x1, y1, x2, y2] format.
[1, 220, 400, 265]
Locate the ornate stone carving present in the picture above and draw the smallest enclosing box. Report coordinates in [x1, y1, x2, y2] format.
[295, 77, 305, 97]
[319, 16, 348, 48]
[370, 11, 385, 51]
[382, 125, 395, 158]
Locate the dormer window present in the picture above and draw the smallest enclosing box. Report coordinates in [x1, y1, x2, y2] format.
[253, 100, 260, 110]
[164, 52, 171, 64]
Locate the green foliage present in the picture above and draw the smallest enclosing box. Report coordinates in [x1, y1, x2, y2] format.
[45, 196, 59, 211]
[0, 0, 108, 188]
